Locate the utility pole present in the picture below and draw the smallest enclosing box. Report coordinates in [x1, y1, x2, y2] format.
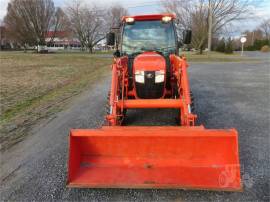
[207, 1, 213, 53]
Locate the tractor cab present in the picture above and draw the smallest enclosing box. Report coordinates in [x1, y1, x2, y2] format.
[107, 14, 191, 99]
[121, 15, 178, 56]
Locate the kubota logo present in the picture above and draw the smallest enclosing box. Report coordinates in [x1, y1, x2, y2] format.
[146, 73, 154, 79]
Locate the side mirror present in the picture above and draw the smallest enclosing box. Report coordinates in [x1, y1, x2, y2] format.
[106, 32, 115, 46]
[183, 30, 192, 44]
[114, 50, 120, 58]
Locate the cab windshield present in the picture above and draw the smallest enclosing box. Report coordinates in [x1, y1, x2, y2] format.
[122, 20, 176, 55]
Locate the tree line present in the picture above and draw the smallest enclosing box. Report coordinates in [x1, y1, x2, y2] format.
[243, 19, 270, 51]
[215, 19, 270, 54]
[162, 0, 269, 53]
[3, 0, 269, 53]
[3, 0, 128, 53]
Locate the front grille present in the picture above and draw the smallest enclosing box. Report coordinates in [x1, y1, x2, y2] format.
[135, 71, 164, 99]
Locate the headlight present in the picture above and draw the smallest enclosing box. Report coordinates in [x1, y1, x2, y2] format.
[162, 16, 172, 23]
[135, 70, 144, 83]
[125, 17, 135, 23]
[155, 70, 165, 83]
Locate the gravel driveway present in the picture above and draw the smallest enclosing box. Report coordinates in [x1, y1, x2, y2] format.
[1, 54, 269, 201]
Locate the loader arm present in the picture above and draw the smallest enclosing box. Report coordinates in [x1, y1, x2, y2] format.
[107, 56, 128, 126]
[170, 54, 197, 126]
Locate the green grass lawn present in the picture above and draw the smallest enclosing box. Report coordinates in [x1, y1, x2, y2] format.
[0, 52, 112, 151]
[182, 51, 256, 62]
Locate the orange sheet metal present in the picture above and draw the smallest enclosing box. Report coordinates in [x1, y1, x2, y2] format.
[116, 99, 183, 109]
[67, 127, 242, 191]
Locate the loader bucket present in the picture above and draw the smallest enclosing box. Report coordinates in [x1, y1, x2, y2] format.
[67, 127, 242, 191]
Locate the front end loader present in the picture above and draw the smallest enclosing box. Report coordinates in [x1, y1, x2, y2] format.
[67, 14, 242, 191]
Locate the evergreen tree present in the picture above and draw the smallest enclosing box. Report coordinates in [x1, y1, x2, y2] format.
[216, 38, 226, 52]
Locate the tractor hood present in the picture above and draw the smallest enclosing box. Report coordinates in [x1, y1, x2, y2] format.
[133, 52, 167, 99]
[133, 52, 166, 72]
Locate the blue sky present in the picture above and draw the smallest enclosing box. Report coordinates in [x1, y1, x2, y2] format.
[1, 0, 270, 36]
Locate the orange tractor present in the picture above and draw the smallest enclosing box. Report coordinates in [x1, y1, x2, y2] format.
[67, 14, 241, 191]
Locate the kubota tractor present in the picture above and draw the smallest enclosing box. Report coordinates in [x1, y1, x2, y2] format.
[67, 14, 242, 191]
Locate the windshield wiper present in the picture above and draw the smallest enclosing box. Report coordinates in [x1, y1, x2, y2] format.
[130, 51, 143, 56]
[140, 46, 177, 54]
[156, 46, 177, 51]
[139, 47, 163, 55]
[128, 46, 176, 56]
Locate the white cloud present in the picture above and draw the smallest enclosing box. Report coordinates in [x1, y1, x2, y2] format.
[248, 4, 270, 19]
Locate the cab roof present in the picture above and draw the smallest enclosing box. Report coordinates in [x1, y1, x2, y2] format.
[122, 13, 176, 22]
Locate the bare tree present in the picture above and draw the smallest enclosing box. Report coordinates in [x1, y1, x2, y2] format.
[104, 4, 128, 49]
[162, 0, 252, 53]
[105, 4, 128, 29]
[67, 1, 106, 53]
[259, 18, 270, 40]
[4, 0, 58, 47]
[243, 29, 263, 47]
[190, 2, 209, 53]
[48, 7, 71, 44]
[4, 3, 35, 49]
[162, 0, 208, 53]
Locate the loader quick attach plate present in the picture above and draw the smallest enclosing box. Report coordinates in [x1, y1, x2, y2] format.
[67, 127, 242, 191]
